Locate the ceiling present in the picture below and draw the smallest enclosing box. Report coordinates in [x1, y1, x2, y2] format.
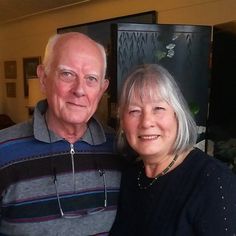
[1, 1, 235, 34]
[0, 0, 92, 25]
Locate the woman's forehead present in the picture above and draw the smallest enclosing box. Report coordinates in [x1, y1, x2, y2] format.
[130, 80, 161, 96]
[128, 88, 163, 104]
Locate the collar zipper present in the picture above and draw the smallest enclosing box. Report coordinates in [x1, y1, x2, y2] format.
[70, 143, 76, 192]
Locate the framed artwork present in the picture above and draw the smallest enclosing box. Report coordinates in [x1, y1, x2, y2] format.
[4, 61, 17, 79]
[23, 57, 41, 97]
[6, 82, 16, 97]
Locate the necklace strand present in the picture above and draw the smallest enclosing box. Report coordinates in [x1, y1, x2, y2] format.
[137, 154, 179, 190]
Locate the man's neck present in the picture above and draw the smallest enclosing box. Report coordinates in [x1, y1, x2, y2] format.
[44, 112, 88, 143]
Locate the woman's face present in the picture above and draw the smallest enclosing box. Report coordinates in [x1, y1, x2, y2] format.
[122, 92, 178, 162]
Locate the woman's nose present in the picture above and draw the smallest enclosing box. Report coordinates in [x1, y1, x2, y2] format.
[140, 112, 155, 128]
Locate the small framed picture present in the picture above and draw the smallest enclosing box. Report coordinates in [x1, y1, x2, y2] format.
[23, 57, 41, 97]
[4, 61, 17, 79]
[6, 82, 16, 97]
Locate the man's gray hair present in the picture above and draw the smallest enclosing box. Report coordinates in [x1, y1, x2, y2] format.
[42, 32, 107, 78]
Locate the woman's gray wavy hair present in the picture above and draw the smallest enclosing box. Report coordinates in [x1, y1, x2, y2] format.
[118, 64, 197, 155]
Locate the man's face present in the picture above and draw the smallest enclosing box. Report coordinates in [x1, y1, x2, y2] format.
[41, 37, 108, 126]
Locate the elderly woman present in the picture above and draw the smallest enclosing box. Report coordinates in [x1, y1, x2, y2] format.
[110, 64, 236, 236]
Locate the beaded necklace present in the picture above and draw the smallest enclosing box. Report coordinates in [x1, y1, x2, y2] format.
[137, 153, 179, 190]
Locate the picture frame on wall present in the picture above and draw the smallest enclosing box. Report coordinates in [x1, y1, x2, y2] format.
[4, 61, 17, 79]
[6, 82, 16, 97]
[23, 57, 41, 97]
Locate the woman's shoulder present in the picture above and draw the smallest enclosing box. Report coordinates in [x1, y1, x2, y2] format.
[189, 148, 236, 186]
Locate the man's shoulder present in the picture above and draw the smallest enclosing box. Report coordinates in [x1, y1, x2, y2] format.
[102, 124, 115, 135]
[92, 117, 115, 134]
[0, 120, 33, 143]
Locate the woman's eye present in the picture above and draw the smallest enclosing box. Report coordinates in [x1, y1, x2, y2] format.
[155, 106, 164, 111]
[153, 106, 165, 113]
[129, 110, 141, 116]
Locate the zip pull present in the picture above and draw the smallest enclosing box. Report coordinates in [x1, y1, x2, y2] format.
[99, 169, 107, 208]
[70, 143, 76, 192]
[70, 143, 75, 156]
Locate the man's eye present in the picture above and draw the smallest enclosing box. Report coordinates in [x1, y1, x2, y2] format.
[59, 70, 76, 81]
[62, 71, 70, 76]
[87, 76, 97, 81]
[85, 76, 98, 86]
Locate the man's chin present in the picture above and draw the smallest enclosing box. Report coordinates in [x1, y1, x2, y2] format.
[64, 114, 90, 124]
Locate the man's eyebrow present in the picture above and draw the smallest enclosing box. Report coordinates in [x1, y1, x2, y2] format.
[57, 65, 74, 71]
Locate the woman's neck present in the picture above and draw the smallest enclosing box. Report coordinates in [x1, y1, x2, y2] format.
[143, 149, 192, 178]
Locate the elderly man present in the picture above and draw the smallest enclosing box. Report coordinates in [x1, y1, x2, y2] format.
[0, 32, 125, 235]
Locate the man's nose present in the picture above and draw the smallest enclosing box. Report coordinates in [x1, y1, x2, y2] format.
[73, 78, 85, 97]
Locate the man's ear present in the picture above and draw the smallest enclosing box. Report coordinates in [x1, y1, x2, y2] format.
[37, 65, 47, 93]
[102, 79, 109, 93]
